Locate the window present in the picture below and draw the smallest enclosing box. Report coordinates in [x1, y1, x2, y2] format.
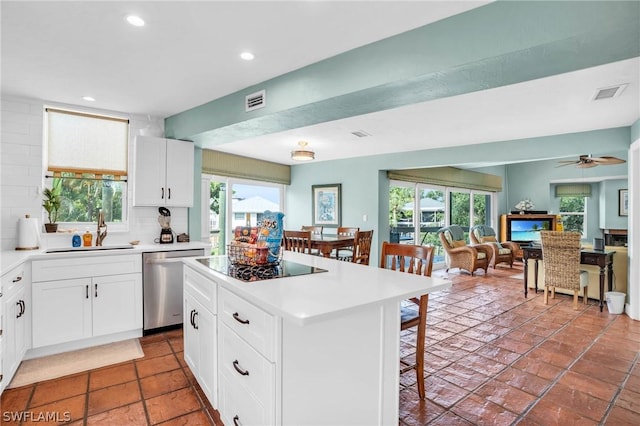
[559, 196, 586, 236]
[389, 180, 495, 268]
[45, 108, 129, 225]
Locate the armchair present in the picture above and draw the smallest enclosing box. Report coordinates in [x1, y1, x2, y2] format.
[438, 225, 491, 276]
[470, 225, 519, 269]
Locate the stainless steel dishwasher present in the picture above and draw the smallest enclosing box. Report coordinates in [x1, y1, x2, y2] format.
[142, 249, 205, 334]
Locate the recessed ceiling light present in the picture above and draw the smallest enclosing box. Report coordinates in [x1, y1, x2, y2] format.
[240, 51, 255, 61]
[125, 15, 145, 27]
[82, 96, 95, 102]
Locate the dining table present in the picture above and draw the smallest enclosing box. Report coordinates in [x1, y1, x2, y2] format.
[310, 234, 356, 258]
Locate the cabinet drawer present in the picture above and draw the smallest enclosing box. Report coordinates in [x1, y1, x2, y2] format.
[580, 254, 600, 266]
[219, 287, 276, 361]
[32, 254, 141, 282]
[219, 370, 273, 426]
[184, 267, 216, 312]
[219, 323, 275, 407]
[1, 265, 26, 293]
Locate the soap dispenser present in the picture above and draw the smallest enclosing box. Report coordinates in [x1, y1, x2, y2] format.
[83, 228, 93, 247]
[72, 232, 81, 247]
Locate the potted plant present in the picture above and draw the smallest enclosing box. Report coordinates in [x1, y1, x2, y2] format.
[42, 185, 61, 232]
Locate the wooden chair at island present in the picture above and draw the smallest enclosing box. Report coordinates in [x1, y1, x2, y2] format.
[283, 230, 312, 254]
[438, 225, 491, 276]
[540, 231, 589, 310]
[379, 242, 435, 399]
[470, 225, 519, 269]
[333, 226, 359, 260]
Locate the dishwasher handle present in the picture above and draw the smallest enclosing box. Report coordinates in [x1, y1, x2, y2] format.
[145, 258, 187, 265]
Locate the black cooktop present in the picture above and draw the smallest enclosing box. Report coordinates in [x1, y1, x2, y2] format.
[197, 257, 327, 282]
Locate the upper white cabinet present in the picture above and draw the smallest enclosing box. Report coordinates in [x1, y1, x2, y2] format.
[133, 136, 194, 207]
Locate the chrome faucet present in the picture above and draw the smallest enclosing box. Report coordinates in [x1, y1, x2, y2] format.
[96, 210, 108, 246]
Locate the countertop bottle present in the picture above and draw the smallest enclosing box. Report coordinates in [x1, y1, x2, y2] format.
[83, 229, 93, 247]
[72, 233, 81, 247]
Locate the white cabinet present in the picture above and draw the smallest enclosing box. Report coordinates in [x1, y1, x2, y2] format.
[133, 136, 194, 207]
[183, 266, 217, 405]
[1, 263, 31, 393]
[31, 254, 142, 349]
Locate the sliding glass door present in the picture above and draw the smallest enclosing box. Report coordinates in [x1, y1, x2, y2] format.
[390, 180, 496, 268]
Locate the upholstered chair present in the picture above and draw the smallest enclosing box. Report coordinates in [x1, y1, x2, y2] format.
[470, 225, 519, 269]
[438, 225, 491, 276]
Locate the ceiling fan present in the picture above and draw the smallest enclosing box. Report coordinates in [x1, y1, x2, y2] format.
[557, 154, 626, 168]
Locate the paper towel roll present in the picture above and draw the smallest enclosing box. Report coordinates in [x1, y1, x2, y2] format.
[16, 214, 41, 250]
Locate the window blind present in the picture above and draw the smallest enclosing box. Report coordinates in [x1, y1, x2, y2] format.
[387, 167, 502, 192]
[202, 149, 291, 185]
[46, 108, 129, 178]
[555, 184, 592, 197]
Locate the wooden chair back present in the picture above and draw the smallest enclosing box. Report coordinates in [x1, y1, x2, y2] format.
[380, 242, 434, 277]
[337, 226, 359, 237]
[283, 230, 312, 254]
[301, 225, 323, 235]
[352, 230, 374, 265]
[379, 241, 434, 399]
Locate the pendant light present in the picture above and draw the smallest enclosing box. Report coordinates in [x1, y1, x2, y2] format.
[291, 141, 315, 161]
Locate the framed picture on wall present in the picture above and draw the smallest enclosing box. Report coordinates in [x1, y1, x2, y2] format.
[619, 189, 628, 216]
[312, 184, 341, 227]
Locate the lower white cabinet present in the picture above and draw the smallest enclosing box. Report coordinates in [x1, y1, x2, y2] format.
[1, 263, 31, 394]
[183, 266, 217, 405]
[31, 254, 142, 349]
[32, 273, 142, 347]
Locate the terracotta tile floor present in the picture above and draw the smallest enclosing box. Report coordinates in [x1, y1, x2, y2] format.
[2, 262, 639, 425]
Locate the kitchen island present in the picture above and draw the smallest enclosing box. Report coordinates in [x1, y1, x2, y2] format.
[183, 251, 451, 426]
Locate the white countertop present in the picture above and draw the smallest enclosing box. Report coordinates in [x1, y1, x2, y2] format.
[185, 251, 452, 326]
[1, 241, 210, 274]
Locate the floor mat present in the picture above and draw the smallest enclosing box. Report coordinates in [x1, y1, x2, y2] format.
[8, 338, 144, 388]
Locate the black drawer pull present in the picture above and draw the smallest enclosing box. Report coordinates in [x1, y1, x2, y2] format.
[161, 187, 165, 199]
[12, 275, 22, 283]
[95, 283, 98, 298]
[233, 415, 240, 426]
[193, 311, 199, 330]
[86, 285, 89, 299]
[232, 360, 249, 376]
[232, 312, 250, 325]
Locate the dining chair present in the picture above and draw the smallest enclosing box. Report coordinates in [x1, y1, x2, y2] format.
[301, 226, 323, 255]
[334, 226, 359, 260]
[540, 231, 589, 310]
[283, 230, 312, 254]
[301, 225, 323, 235]
[340, 229, 375, 265]
[470, 225, 519, 269]
[379, 241, 434, 399]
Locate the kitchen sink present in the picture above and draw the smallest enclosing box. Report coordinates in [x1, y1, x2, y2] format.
[44, 244, 134, 253]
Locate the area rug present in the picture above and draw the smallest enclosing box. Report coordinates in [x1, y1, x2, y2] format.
[8, 339, 144, 388]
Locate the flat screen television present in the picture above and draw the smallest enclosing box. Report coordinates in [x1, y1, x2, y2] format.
[507, 217, 554, 243]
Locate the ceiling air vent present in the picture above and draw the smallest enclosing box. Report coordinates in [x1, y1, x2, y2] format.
[592, 84, 627, 101]
[351, 130, 371, 138]
[245, 90, 266, 112]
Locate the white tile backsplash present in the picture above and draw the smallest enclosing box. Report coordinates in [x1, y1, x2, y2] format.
[1, 96, 172, 251]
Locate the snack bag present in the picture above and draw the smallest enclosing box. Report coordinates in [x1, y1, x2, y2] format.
[258, 210, 285, 263]
[234, 226, 259, 244]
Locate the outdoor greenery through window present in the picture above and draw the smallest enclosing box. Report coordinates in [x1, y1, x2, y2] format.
[559, 196, 586, 236]
[45, 108, 129, 224]
[389, 181, 494, 266]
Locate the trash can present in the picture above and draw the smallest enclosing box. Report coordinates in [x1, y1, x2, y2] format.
[605, 291, 625, 314]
